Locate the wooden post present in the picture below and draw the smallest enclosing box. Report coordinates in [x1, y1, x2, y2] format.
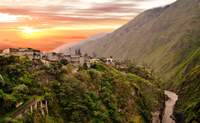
[24, 109, 28, 114]
[34, 101, 37, 110]
[40, 101, 45, 116]
[45, 100, 48, 114]
[40, 101, 43, 108]
[30, 105, 33, 113]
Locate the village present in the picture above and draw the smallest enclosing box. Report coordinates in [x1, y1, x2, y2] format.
[0, 48, 114, 66]
[0, 48, 116, 119]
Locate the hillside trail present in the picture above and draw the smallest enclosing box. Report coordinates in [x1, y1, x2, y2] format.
[162, 90, 178, 123]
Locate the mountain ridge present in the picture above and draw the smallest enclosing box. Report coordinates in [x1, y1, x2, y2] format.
[58, 0, 200, 81]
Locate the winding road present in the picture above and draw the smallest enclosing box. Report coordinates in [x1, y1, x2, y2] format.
[162, 90, 178, 123]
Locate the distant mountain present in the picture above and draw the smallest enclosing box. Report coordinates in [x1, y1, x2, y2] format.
[59, 0, 200, 81]
[54, 33, 108, 53]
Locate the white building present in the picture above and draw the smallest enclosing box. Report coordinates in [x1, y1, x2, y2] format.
[106, 57, 114, 65]
[70, 55, 82, 66]
[2, 48, 19, 54]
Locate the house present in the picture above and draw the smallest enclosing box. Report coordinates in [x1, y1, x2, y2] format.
[62, 54, 71, 61]
[32, 51, 41, 60]
[44, 52, 62, 62]
[70, 55, 81, 66]
[2, 48, 41, 60]
[18, 48, 41, 60]
[2, 48, 19, 54]
[106, 57, 114, 65]
[60, 53, 88, 66]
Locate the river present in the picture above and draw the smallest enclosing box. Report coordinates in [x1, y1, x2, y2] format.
[162, 90, 178, 123]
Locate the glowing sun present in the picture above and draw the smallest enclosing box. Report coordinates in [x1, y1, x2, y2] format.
[21, 26, 39, 35]
[19, 26, 42, 39]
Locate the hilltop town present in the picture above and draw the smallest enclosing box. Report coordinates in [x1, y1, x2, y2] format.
[0, 48, 114, 67]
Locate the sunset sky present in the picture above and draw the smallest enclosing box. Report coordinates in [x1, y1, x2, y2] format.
[0, 0, 176, 51]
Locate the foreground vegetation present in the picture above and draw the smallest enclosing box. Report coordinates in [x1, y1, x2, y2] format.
[176, 65, 200, 123]
[0, 56, 163, 123]
[168, 29, 200, 122]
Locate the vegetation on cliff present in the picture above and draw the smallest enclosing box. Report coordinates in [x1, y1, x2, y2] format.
[176, 65, 200, 123]
[0, 56, 163, 123]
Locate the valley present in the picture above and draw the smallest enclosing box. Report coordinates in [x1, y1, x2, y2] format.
[0, 0, 199, 122]
[56, 0, 200, 122]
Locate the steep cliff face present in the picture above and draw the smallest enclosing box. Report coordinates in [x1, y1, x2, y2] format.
[59, 0, 200, 81]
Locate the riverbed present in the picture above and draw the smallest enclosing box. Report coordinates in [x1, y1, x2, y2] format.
[162, 90, 178, 123]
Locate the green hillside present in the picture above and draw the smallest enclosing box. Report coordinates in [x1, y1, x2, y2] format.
[66, 0, 200, 83]
[57, 0, 200, 122]
[0, 56, 163, 123]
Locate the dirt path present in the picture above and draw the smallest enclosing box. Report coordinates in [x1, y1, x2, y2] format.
[162, 90, 178, 123]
